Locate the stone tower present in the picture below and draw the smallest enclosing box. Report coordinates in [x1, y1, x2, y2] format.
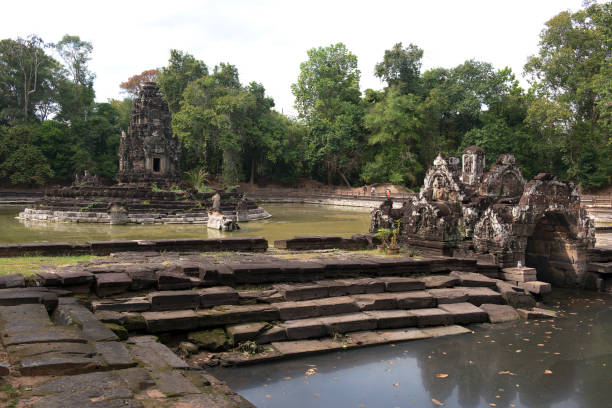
[461, 145, 486, 186]
[117, 82, 180, 184]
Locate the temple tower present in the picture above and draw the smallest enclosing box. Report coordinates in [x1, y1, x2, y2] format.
[117, 82, 180, 184]
[461, 145, 486, 186]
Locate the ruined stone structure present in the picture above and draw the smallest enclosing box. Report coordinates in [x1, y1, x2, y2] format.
[371, 146, 596, 287]
[117, 81, 180, 184]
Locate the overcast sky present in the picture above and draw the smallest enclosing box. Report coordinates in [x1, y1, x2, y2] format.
[2, 0, 586, 116]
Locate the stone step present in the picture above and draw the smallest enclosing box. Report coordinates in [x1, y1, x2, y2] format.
[0, 288, 59, 311]
[53, 299, 118, 342]
[587, 262, 612, 274]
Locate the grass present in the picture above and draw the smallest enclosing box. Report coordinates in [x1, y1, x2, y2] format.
[0, 379, 20, 408]
[0, 255, 99, 276]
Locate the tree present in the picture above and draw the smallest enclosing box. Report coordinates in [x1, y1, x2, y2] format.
[0, 36, 59, 123]
[524, 1, 611, 188]
[291, 43, 363, 186]
[157, 50, 208, 113]
[374, 42, 423, 95]
[55, 35, 94, 86]
[119, 69, 159, 98]
[0, 125, 53, 185]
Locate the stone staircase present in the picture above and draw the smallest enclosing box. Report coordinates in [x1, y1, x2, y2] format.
[0, 294, 254, 407]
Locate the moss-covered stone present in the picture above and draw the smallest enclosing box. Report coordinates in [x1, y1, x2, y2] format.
[104, 323, 128, 340]
[188, 329, 228, 351]
[123, 312, 146, 331]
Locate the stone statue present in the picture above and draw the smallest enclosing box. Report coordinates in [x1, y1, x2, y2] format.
[211, 192, 221, 213]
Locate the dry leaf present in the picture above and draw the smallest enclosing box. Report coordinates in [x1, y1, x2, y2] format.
[489, 404, 497, 407]
[498, 370, 517, 376]
[432, 398, 444, 406]
[314, 393, 320, 398]
[305, 368, 317, 376]
[265, 394, 271, 399]
[435, 374, 449, 378]
[544, 369, 552, 374]
[515, 349, 522, 353]
[393, 382, 400, 387]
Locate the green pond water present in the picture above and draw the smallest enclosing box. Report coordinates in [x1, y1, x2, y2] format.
[0, 204, 370, 244]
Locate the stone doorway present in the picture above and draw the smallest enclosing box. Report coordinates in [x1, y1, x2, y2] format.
[153, 157, 161, 173]
[525, 212, 585, 287]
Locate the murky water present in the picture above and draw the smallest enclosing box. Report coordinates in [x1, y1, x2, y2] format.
[213, 290, 612, 408]
[0, 204, 370, 244]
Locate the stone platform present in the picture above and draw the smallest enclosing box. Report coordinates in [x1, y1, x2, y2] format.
[18, 185, 271, 224]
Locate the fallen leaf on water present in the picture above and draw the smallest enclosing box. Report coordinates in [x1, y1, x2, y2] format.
[544, 369, 552, 375]
[537, 344, 544, 347]
[283, 376, 292, 380]
[515, 349, 522, 353]
[432, 398, 444, 406]
[393, 382, 400, 387]
[388, 361, 393, 365]
[489, 404, 497, 407]
[305, 368, 317, 376]
[554, 352, 561, 355]
[435, 374, 449, 378]
[265, 394, 271, 399]
[314, 393, 320, 398]
[498, 371, 517, 376]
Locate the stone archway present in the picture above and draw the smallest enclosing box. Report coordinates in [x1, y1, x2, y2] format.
[525, 212, 587, 287]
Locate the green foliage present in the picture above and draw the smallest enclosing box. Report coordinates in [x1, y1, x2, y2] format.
[157, 49, 208, 114]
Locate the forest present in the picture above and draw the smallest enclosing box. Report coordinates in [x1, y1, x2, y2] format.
[0, 2, 610, 190]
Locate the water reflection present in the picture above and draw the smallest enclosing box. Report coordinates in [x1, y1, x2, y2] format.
[0, 204, 370, 244]
[213, 290, 612, 408]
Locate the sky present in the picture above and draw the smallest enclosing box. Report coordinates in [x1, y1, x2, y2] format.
[1, 0, 587, 116]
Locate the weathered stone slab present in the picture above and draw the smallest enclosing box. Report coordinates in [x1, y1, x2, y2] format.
[197, 304, 279, 328]
[92, 297, 151, 313]
[157, 269, 193, 290]
[396, 291, 436, 309]
[501, 267, 537, 283]
[378, 327, 430, 342]
[148, 290, 200, 311]
[335, 278, 386, 294]
[153, 370, 201, 396]
[313, 296, 360, 316]
[199, 286, 239, 307]
[142, 310, 199, 332]
[271, 338, 342, 356]
[422, 275, 459, 289]
[517, 307, 557, 319]
[480, 303, 520, 323]
[125, 266, 157, 290]
[379, 277, 425, 292]
[319, 313, 377, 334]
[19, 356, 104, 376]
[32, 271, 61, 286]
[587, 262, 612, 274]
[0, 288, 58, 311]
[449, 271, 497, 287]
[0, 303, 52, 334]
[277, 282, 328, 301]
[188, 329, 228, 351]
[95, 341, 135, 369]
[95, 273, 132, 297]
[422, 325, 471, 337]
[2, 326, 87, 346]
[256, 325, 287, 344]
[365, 310, 417, 329]
[352, 293, 397, 311]
[438, 302, 488, 324]
[518, 281, 552, 295]
[53, 302, 118, 342]
[0, 273, 25, 288]
[410, 308, 453, 327]
[53, 269, 94, 286]
[283, 318, 326, 340]
[275, 300, 319, 320]
[7, 342, 95, 362]
[226, 322, 268, 344]
[127, 336, 190, 369]
[501, 290, 537, 309]
[428, 288, 469, 304]
[463, 287, 504, 306]
[93, 310, 127, 325]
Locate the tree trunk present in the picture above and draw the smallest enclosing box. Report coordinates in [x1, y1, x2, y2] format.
[338, 170, 351, 188]
[249, 157, 255, 186]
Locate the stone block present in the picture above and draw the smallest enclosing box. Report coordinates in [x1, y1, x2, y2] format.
[148, 290, 200, 311]
[422, 275, 459, 289]
[278, 282, 328, 301]
[156, 270, 192, 290]
[197, 304, 280, 328]
[353, 293, 397, 311]
[53, 302, 119, 342]
[91, 297, 150, 313]
[379, 277, 425, 292]
[275, 300, 319, 320]
[226, 322, 268, 344]
[19, 356, 103, 376]
[142, 310, 199, 332]
[94, 310, 126, 325]
[438, 302, 487, 324]
[463, 287, 504, 306]
[125, 267, 157, 290]
[320, 313, 377, 334]
[518, 281, 552, 295]
[365, 310, 417, 329]
[428, 288, 469, 304]
[188, 329, 227, 351]
[396, 291, 436, 309]
[0, 274, 25, 288]
[54, 269, 94, 287]
[502, 291, 536, 309]
[410, 308, 453, 327]
[335, 278, 386, 294]
[313, 296, 360, 316]
[0, 288, 58, 311]
[94, 341, 135, 369]
[516, 307, 557, 319]
[449, 271, 497, 287]
[94, 273, 132, 297]
[199, 286, 239, 307]
[256, 325, 287, 344]
[2, 326, 87, 346]
[283, 318, 327, 340]
[479, 304, 520, 323]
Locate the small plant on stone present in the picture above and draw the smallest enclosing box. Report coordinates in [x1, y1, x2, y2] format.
[332, 331, 352, 349]
[374, 228, 392, 251]
[237, 340, 263, 355]
[151, 183, 163, 192]
[142, 200, 150, 205]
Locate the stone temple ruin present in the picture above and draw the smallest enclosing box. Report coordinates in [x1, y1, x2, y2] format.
[19, 82, 270, 225]
[117, 82, 181, 185]
[371, 146, 596, 287]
